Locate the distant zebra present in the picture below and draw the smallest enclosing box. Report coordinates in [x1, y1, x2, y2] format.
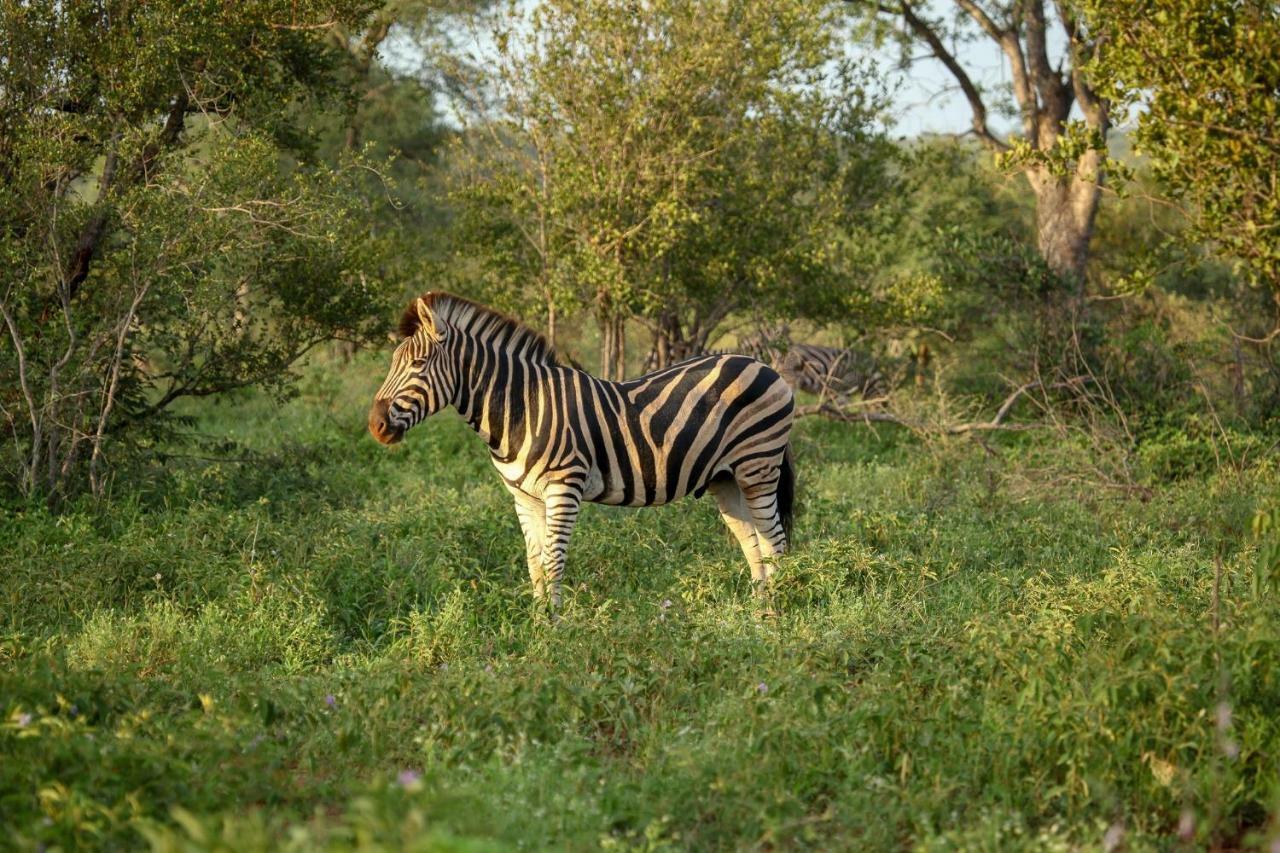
[369, 293, 796, 610]
[769, 343, 885, 403]
[645, 333, 884, 403]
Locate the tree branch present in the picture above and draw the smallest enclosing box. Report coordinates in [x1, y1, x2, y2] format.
[1054, 0, 1108, 131]
[796, 377, 1095, 434]
[953, 0, 1038, 141]
[892, 1, 1009, 151]
[1024, 0, 1073, 135]
[60, 86, 192, 309]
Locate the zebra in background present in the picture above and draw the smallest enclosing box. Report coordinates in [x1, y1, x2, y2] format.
[369, 293, 796, 611]
[767, 342, 886, 404]
[645, 328, 885, 404]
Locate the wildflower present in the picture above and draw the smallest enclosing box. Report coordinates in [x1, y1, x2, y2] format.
[154, 573, 162, 582]
[397, 769, 422, 789]
[324, 694, 337, 709]
[660, 599, 672, 610]
[17, 712, 32, 727]
[1102, 821, 1125, 853]
[1178, 808, 1195, 841]
[756, 682, 768, 695]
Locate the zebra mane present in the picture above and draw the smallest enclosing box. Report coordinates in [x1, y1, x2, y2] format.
[400, 292, 559, 365]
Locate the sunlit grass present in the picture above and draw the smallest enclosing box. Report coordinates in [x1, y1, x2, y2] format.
[2, 353, 1278, 850]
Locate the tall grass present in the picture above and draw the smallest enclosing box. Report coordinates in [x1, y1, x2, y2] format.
[2, 352, 1278, 850]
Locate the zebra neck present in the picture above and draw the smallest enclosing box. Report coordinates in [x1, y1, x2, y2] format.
[450, 340, 549, 458]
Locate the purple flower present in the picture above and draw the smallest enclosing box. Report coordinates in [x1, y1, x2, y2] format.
[397, 769, 422, 788]
[16, 712, 32, 727]
[660, 599, 672, 610]
[324, 694, 337, 709]
[756, 682, 768, 695]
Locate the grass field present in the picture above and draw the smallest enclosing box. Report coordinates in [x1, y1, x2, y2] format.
[3, 352, 1279, 850]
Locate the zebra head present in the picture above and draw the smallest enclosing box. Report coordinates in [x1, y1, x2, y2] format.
[368, 296, 455, 445]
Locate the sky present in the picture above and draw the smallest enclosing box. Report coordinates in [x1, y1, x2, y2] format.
[382, 3, 1040, 142]
[873, 33, 1019, 140]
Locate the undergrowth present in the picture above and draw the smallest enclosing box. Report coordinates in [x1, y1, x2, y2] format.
[2, 352, 1278, 850]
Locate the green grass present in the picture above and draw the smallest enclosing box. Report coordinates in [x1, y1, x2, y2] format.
[3, 352, 1279, 850]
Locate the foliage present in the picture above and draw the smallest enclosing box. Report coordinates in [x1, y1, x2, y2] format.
[446, 0, 900, 374]
[0, 0, 391, 502]
[1, 355, 1279, 849]
[1083, 0, 1280, 311]
[854, 139, 1053, 354]
[849, 0, 1111, 285]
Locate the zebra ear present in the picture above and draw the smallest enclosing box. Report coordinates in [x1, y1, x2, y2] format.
[416, 298, 443, 341]
[401, 296, 443, 341]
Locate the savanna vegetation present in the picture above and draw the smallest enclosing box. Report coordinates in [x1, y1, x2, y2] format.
[3, 0, 1279, 849]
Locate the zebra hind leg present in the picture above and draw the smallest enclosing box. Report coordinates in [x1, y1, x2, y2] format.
[710, 475, 785, 616]
[709, 478, 763, 581]
[736, 462, 790, 614]
[539, 486, 583, 614]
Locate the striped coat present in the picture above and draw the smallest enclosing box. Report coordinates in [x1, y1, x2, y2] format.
[646, 338, 884, 402]
[772, 343, 885, 402]
[369, 293, 795, 609]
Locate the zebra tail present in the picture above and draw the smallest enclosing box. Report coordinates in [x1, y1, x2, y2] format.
[778, 443, 795, 547]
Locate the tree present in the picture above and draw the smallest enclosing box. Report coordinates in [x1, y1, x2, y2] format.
[448, 0, 898, 376]
[0, 0, 390, 502]
[1081, 0, 1280, 330]
[851, 0, 1110, 292]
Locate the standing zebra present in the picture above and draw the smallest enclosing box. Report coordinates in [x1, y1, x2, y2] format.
[738, 329, 885, 403]
[645, 333, 884, 403]
[369, 293, 795, 610]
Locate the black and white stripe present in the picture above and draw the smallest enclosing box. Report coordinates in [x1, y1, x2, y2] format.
[370, 293, 796, 609]
[729, 328, 883, 402]
[646, 335, 884, 403]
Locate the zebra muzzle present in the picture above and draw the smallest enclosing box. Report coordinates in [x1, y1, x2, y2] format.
[368, 399, 404, 445]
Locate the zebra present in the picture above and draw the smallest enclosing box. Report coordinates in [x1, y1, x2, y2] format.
[645, 332, 884, 403]
[770, 343, 885, 403]
[731, 327, 882, 403]
[368, 293, 796, 611]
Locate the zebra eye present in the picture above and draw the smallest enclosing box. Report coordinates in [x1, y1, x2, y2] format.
[410, 357, 428, 369]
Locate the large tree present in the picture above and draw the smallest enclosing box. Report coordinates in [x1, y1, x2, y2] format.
[0, 0, 390, 501]
[448, 0, 898, 377]
[853, 0, 1110, 292]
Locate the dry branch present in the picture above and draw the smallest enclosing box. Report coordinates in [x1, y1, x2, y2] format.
[795, 377, 1095, 435]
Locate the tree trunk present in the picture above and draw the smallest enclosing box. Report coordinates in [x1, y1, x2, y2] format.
[611, 315, 626, 378]
[599, 313, 626, 379]
[1027, 154, 1103, 298]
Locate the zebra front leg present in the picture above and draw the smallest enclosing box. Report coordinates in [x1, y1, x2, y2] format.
[539, 486, 583, 612]
[507, 485, 548, 600]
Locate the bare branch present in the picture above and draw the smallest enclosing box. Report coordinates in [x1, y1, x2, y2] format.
[953, 0, 1037, 140]
[1054, 0, 1108, 130]
[891, 1, 1009, 151]
[796, 377, 1095, 434]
